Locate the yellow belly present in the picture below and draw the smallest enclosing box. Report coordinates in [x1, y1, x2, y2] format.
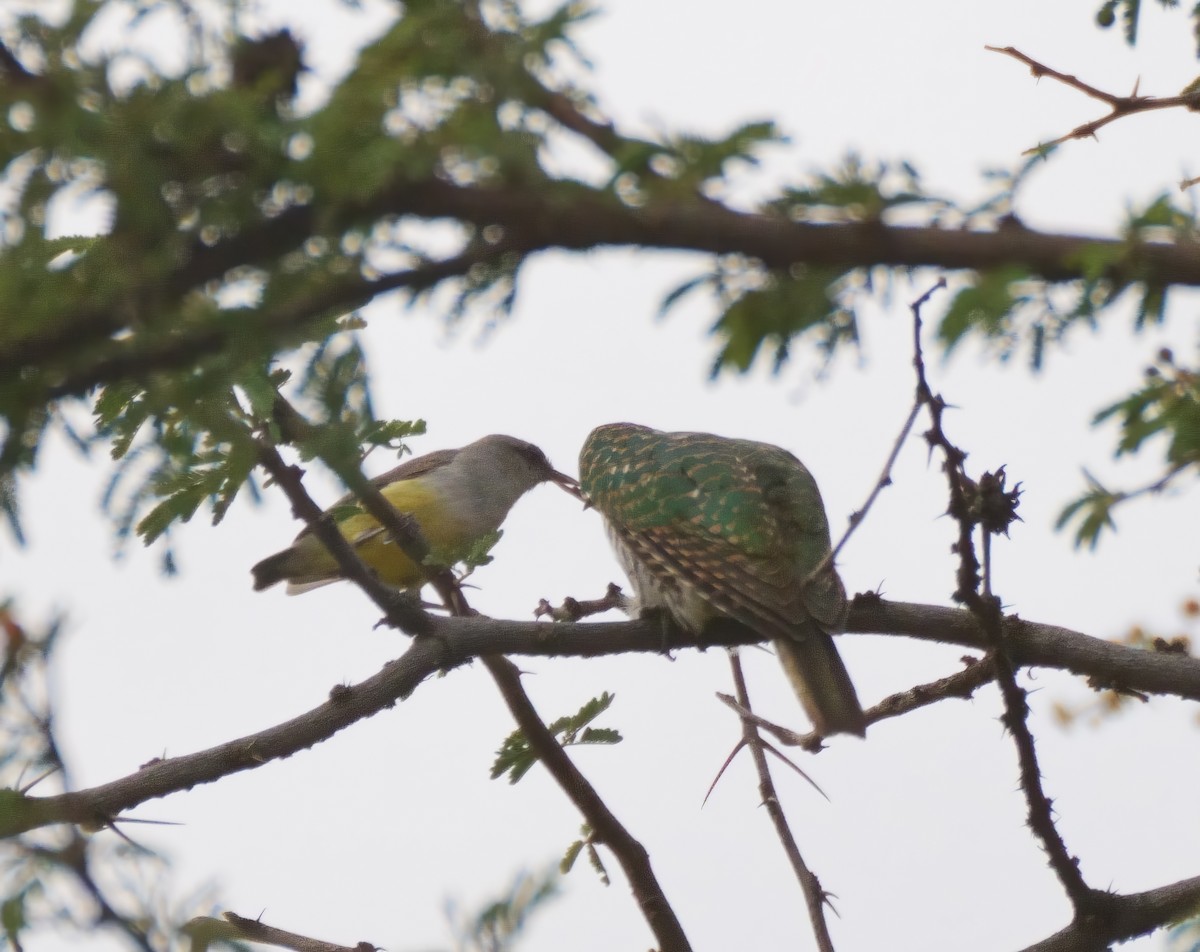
[292, 478, 470, 588]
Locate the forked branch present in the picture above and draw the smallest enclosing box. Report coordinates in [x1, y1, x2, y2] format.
[987, 45, 1200, 152]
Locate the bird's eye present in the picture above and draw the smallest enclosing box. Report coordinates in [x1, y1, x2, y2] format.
[519, 444, 549, 468]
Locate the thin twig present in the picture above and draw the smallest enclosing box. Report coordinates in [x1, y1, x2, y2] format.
[986, 45, 1132, 107]
[718, 654, 997, 750]
[183, 911, 371, 952]
[987, 45, 1200, 152]
[725, 654, 836, 952]
[26, 835, 157, 952]
[802, 279, 947, 589]
[827, 400, 922, 566]
[703, 722, 826, 801]
[8, 648, 159, 951]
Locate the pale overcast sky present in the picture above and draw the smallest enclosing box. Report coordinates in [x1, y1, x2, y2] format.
[7, 2, 1200, 951]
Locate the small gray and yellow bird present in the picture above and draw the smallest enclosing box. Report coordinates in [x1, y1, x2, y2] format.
[579, 423, 865, 737]
[252, 434, 578, 594]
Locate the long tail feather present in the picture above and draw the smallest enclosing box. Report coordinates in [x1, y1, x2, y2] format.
[773, 631, 866, 737]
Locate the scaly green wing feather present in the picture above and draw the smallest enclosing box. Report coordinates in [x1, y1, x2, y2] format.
[580, 424, 846, 639]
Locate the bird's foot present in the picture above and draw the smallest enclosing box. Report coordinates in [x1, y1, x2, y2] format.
[533, 583, 630, 622]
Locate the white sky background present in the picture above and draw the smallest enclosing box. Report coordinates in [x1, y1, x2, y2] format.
[6, 1, 1200, 950]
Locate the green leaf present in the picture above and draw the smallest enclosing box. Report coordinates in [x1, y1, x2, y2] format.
[775, 154, 942, 222]
[560, 838, 585, 874]
[446, 867, 562, 952]
[1094, 359, 1200, 465]
[1056, 473, 1120, 549]
[327, 502, 365, 525]
[491, 694, 621, 783]
[359, 418, 427, 450]
[0, 474, 23, 545]
[2, 890, 28, 945]
[937, 267, 1029, 353]
[209, 438, 257, 526]
[135, 481, 209, 545]
[657, 273, 712, 319]
[710, 266, 858, 376]
[492, 726, 538, 784]
[1066, 242, 1125, 284]
[459, 528, 502, 571]
[468, 869, 560, 948]
[543, 691, 619, 745]
[238, 365, 285, 421]
[586, 841, 611, 885]
[558, 824, 609, 883]
[577, 727, 621, 744]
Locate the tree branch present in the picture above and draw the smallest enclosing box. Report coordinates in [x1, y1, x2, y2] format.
[847, 599, 1200, 699]
[250, 437, 433, 635]
[720, 653, 998, 752]
[374, 178, 1200, 285]
[5, 599, 1198, 838]
[255, 401, 690, 951]
[183, 911, 374, 952]
[725, 654, 835, 952]
[1020, 875, 1200, 952]
[482, 656, 692, 952]
[987, 45, 1200, 151]
[43, 243, 513, 402]
[910, 281, 1092, 908]
[11, 178, 1200, 395]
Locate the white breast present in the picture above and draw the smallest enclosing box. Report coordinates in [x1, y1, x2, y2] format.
[605, 523, 713, 632]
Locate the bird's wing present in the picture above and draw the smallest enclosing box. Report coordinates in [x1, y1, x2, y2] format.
[745, 444, 848, 630]
[292, 448, 460, 543]
[368, 449, 460, 488]
[584, 432, 845, 638]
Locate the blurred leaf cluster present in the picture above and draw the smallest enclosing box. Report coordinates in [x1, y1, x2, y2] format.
[491, 692, 621, 784]
[0, 0, 1195, 559]
[1094, 0, 1200, 53]
[1057, 347, 1199, 548]
[441, 867, 560, 952]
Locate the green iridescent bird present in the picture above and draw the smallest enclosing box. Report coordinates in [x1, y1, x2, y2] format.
[579, 423, 865, 737]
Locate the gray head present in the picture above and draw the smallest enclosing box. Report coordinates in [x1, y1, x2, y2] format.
[456, 435, 574, 489]
[445, 435, 581, 523]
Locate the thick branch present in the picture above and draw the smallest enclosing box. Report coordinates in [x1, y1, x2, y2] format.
[5, 598, 1198, 837]
[846, 600, 1200, 698]
[375, 179, 1200, 285]
[1020, 875, 1200, 952]
[10, 180, 1200, 389]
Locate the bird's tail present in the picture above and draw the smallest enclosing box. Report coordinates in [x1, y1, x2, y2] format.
[250, 550, 295, 591]
[773, 631, 866, 737]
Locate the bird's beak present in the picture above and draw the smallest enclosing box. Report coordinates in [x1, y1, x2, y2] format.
[548, 468, 585, 501]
